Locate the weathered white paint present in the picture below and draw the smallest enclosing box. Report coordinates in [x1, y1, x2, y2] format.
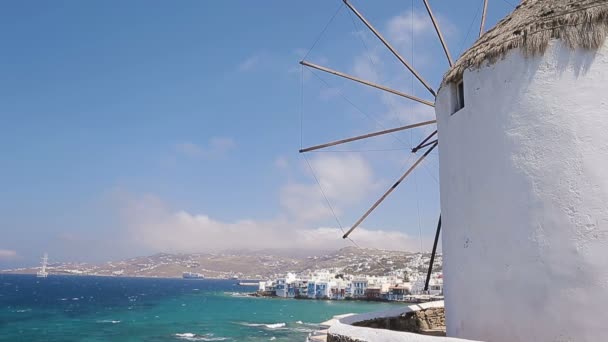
[436, 39, 608, 342]
[328, 301, 477, 342]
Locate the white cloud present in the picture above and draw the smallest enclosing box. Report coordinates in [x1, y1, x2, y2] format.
[111, 190, 421, 253]
[308, 154, 375, 201]
[339, 10, 449, 128]
[381, 93, 435, 125]
[280, 182, 335, 222]
[0, 249, 17, 260]
[175, 137, 236, 160]
[386, 11, 432, 48]
[280, 154, 378, 222]
[351, 52, 382, 83]
[106, 150, 425, 253]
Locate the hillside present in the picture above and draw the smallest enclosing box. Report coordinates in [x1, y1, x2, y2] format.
[1, 247, 442, 280]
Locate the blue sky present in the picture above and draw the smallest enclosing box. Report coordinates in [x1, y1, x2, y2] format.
[0, 0, 514, 267]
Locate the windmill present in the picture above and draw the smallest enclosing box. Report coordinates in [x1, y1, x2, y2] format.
[298, 0, 493, 291]
[301, 0, 608, 341]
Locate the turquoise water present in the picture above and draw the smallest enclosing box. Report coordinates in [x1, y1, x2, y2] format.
[0, 274, 402, 341]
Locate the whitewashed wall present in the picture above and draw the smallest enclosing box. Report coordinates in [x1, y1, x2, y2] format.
[436, 40, 608, 342]
[328, 301, 477, 342]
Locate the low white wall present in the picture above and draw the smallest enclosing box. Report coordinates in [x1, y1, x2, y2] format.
[328, 301, 478, 342]
[436, 39, 608, 341]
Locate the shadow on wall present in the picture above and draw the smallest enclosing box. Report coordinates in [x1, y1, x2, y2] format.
[520, 40, 599, 83]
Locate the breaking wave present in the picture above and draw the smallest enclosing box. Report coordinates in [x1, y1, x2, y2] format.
[174, 333, 228, 341]
[295, 321, 318, 326]
[290, 327, 316, 333]
[238, 322, 286, 329]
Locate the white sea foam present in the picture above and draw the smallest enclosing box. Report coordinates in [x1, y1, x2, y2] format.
[239, 322, 264, 327]
[238, 322, 286, 329]
[97, 320, 121, 324]
[295, 321, 318, 327]
[175, 333, 196, 338]
[174, 333, 228, 341]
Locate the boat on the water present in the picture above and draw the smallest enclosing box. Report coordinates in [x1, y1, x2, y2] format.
[182, 272, 204, 279]
[238, 282, 259, 286]
[36, 253, 48, 278]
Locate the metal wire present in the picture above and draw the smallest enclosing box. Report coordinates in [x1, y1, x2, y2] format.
[307, 68, 410, 147]
[302, 2, 345, 60]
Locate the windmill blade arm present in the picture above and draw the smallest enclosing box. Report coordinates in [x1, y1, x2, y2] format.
[299, 120, 436, 153]
[480, 0, 489, 37]
[342, 0, 437, 97]
[422, 0, 454, 66]
[415, 139, 438, 152]
[343, 141, 438, 239]
[300, 60, 434, 107]
[424, 215, 442, 291]
[412, 130, 438, 153]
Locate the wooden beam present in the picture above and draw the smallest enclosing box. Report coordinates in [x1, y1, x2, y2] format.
[421, 0, 453, 67]
[300, 60, 434, 107]
[411, 130, 438, 153]
[343, 142, 438, 239]
[415, 139, 438, 152]
[479, 0, 489, 37]
[424, 215, 442, 292]
[299, 120, 437, 153]
[342, 0, 437, 98]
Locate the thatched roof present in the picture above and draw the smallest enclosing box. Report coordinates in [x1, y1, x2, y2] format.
[443, 0, 608, 85]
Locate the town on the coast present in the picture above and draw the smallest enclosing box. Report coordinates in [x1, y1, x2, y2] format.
[254, 269, 443, 303]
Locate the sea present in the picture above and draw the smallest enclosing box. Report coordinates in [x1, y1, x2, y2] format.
[0, 274, 401, 341]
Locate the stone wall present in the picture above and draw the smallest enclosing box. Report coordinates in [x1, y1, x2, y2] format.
[350, 307, 445, 334]
[324, 301, 473, 342]
[327, 334, 366, 342]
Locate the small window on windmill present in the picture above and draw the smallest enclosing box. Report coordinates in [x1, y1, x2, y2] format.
[451, 78, 465, 115]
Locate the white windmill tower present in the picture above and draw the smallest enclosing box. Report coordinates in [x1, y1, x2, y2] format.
[436, 1, 608, 341]
[299, 0, 608, 341]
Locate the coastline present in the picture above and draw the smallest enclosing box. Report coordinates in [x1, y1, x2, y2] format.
[0, 271, 252, 281]
[2, 275, 399, 341]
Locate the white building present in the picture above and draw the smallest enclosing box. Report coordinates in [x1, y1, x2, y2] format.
[387, 284, 411, 302]
[351, 278, 368, 298]
[258, 281, 267, 292]
[427, 277, 443, 296]
[273, 273, 297, 298]
[436, 1, 608, 341]
[274, 278, 288, 298]
[329, 279, 349, 300]
[307, 281, 317, 299]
